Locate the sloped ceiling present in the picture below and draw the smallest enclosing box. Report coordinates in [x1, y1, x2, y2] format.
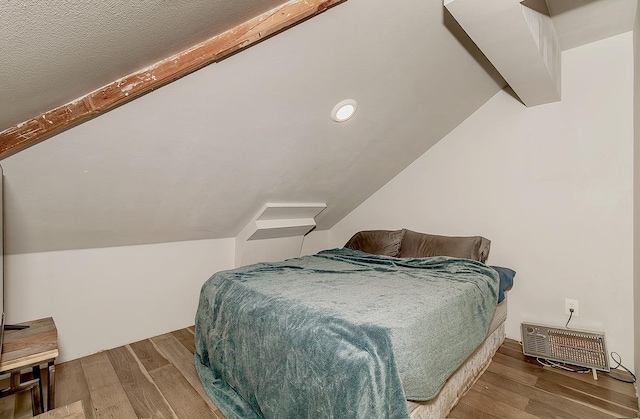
[0, 0, 290, 130]
[0, 0, 634, 254]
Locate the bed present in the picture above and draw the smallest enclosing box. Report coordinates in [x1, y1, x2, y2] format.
[194, 229, 515, 418]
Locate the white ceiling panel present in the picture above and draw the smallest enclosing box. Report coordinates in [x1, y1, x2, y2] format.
[1, 0, 505, 254]
[0, 0, 634, 254]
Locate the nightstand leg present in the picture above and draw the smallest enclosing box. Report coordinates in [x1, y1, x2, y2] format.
[0, 372, 42, 416]
[30, 378, 42, 416]
[48, 361, 56, 410]
[32, 365, 44, 412]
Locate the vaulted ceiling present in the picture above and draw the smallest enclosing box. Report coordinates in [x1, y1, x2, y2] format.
[0, 0, 635, 254]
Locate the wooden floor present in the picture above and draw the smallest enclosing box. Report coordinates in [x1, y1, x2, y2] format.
[1, 329, 637, 418]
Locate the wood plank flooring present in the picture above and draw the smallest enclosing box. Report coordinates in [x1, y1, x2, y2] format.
[1, 329, 637, 418]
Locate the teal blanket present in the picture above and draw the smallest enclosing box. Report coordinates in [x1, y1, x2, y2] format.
[195, 248, 498, 419]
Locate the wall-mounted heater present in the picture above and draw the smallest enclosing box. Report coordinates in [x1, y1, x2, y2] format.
[521, 322, 609, 380]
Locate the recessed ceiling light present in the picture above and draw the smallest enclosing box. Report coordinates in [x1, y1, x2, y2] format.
[331, 99, 357, 122]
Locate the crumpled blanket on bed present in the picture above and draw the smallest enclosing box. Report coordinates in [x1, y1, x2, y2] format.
[195, 248, 499, 419]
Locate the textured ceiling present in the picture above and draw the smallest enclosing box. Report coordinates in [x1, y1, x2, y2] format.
[0, 0, 288, 130]
[0, 0, 635, 254]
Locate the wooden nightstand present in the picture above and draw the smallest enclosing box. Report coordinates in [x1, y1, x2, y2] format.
[0, 317, 59, 414]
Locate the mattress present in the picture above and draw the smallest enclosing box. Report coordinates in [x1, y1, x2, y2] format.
[195, 249, 501, 418]
[407, 298, 508, 418]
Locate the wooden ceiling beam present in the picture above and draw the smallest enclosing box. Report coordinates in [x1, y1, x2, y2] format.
[0, 0, 347, 160]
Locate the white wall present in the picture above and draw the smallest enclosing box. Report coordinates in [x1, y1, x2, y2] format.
[300, 230, 331, 256]
[330, 33, 635, 369]
[5, 238, 234, 362]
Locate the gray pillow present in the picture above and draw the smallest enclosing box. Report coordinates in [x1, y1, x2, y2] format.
[344, 229, 405, 257]
[397, 229, 491, 263]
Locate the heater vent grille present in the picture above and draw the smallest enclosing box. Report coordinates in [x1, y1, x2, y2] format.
[521, 323, 609, 371]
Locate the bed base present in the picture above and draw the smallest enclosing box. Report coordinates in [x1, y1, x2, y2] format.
[407, 322, 506, 418]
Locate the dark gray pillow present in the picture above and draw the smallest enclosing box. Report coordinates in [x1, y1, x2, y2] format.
[397, 229, 491, 263]
[344, 229, 405, 257]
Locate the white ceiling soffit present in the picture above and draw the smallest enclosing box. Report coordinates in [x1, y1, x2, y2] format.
[0, 0, 506, 254]
[248, 203, 327, 241]
[443, 0, 636, 106]
[236, 203, 326, 266]
[445, 0, 561, 107]
[546, 0, 637, 50]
